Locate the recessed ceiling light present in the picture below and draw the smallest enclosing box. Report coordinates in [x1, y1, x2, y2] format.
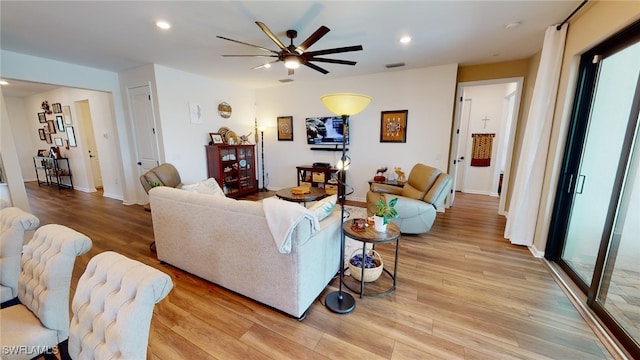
[0, 80, 9, 86]
[156, 20, 171, 30]
[400, 36, 411, 44]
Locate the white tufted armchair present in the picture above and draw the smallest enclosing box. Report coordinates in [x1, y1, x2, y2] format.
[67, 251, 173, 359]
[0, 224, 92, 360]
[0, 207, 40, 306]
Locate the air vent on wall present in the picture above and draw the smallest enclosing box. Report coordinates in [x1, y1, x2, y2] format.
[385, 62, 406, 69]
[279, 78, 294, 83]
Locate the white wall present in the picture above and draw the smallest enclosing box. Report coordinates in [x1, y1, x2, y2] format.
[153, 65, 256, 184]
[256, 64, 458, 201]
[459, 83, 509, 195]
[7, 88, 122, 198]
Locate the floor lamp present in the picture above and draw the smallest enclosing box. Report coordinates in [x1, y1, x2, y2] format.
[258, 127, 268, 191]
[321, 93, 372, 314]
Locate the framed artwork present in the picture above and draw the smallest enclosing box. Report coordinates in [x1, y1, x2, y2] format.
[380, 110, 408, 143]
[66, 126, 77, 147]
[37, 149, 48, 157]
[277, 116, 293, 141]
[62, 105, 72, 125]
[56, 115, 65, 132]
[47, 120, 57, 134]
[38, 128, 46, 140]
[38, 112, 47, 123]
[45, 131, 52, 144]
[209, 132, 224, 144]
[54, 137, 63, 146]
[52, 103, 62, 113]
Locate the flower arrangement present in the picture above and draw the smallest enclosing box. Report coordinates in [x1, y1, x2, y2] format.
[41, 101, 52, 114]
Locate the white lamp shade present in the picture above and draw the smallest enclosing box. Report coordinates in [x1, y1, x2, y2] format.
[321, 93, 372, 116]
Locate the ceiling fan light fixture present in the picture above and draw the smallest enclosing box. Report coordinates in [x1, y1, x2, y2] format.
[284, 56, 300, 69]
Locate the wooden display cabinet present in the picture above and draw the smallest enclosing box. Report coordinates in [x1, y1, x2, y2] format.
[206, 145, 257, 198]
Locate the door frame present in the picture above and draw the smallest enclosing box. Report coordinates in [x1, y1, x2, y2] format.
[447, 77, 523, 216]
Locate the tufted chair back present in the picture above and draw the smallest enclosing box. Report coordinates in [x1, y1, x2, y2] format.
[0, 207, 40, 304]
[68, 251, 173, 359]
[17, 224, 92, 341]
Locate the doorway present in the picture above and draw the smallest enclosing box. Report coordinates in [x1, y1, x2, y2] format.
[448, 78, 522, 216]
[75, 100, 103, 190]
[546, 20, 640, 357]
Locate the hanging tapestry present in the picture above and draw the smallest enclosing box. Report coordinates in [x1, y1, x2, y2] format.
[470, 133, 495, 167]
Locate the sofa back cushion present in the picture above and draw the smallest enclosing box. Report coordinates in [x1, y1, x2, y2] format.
[401, 164, 442, 200]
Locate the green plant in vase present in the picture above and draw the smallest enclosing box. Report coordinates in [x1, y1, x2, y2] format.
[374, 195, 398, 231]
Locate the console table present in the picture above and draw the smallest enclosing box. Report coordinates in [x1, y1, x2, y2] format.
[296, 165, 339, 195]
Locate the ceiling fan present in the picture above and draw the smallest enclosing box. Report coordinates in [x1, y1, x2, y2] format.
[217, 21, 363, 75]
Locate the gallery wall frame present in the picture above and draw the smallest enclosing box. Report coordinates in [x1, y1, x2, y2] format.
[46, 120, 56, 134]
[66, 126, 77, 147]
[52, 103, 62, 113]
[38, 112, 47, 123]
[277, 116, 293, 141]
[56, 115, 65, 132]
[62, 105, 72, 125]
[380, 110, 408, 143]
[38, 128, 46, 140]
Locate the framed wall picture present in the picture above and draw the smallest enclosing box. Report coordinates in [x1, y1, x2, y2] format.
[66, 126, 77, 147]
[62, 105, 72, 125]
[380, 110, 408, 143]
[277, 116, 293, 141]
[54, 137, 63, 146]
[209, 132, 224, 144]
[47, 119, 57, 134]
[52, 103, 62, 113]
[38, 128, 46, 141]
[45, 131, 52, 144]
[56, 115, 65, 132]
[38, 112, 47, 123]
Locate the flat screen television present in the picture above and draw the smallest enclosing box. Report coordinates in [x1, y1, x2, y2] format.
[306, 116, 349, 145]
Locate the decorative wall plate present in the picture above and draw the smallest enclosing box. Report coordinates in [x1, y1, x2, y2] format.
[218, 102, 232, 118]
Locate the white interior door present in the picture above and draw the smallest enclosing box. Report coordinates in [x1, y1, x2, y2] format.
[129, 85, 159, 201]
[76, 100, 103, 189]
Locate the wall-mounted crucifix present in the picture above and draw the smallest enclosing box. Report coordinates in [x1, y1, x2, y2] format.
[481, 116, 490, 129]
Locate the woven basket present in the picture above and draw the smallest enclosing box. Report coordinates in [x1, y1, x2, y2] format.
[348, 249, 383, 282]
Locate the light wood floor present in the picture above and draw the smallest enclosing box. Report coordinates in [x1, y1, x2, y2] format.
[24, 182, 613, 359]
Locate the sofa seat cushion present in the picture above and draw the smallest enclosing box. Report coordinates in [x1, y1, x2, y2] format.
[308, 195, 337, 221]
[181, 178, 225, 197]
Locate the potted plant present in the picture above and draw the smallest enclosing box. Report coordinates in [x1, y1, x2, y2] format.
[373, 195, 398, 232]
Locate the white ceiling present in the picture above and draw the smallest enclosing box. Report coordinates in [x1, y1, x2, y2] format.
[1, 0, 581, 95]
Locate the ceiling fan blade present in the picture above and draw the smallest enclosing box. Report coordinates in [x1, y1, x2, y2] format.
[222, 55, 278, 58]
[255, 21, 287, 51]
[216, 36, 279, 54]
[303, 62, 329, 74]
[304, 45, 363, 57]
[252, 60, 281, 70]
[308, 57, 357, 66]
[295, 25, 330, 54]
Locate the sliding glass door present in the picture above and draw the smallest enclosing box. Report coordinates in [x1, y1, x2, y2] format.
[547, 20, 640, 357]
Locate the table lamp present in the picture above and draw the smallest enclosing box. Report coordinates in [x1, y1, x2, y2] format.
[320, 93, 371, 314]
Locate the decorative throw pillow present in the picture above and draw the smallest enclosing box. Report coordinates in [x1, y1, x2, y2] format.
[182, 178, 226, 197]
[308, 195, 337, 221]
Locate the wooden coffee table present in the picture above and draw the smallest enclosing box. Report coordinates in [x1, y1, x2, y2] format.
[342, 219, 400, 297]
[275, 187, 327, 206]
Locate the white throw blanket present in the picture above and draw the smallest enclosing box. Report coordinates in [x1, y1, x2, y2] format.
[263, 197, 320, 253]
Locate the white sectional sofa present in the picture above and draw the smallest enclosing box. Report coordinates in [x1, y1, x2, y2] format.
[148, 186, 342, 318]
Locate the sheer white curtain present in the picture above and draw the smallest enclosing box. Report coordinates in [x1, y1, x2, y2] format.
[505, 24, 567, 246]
